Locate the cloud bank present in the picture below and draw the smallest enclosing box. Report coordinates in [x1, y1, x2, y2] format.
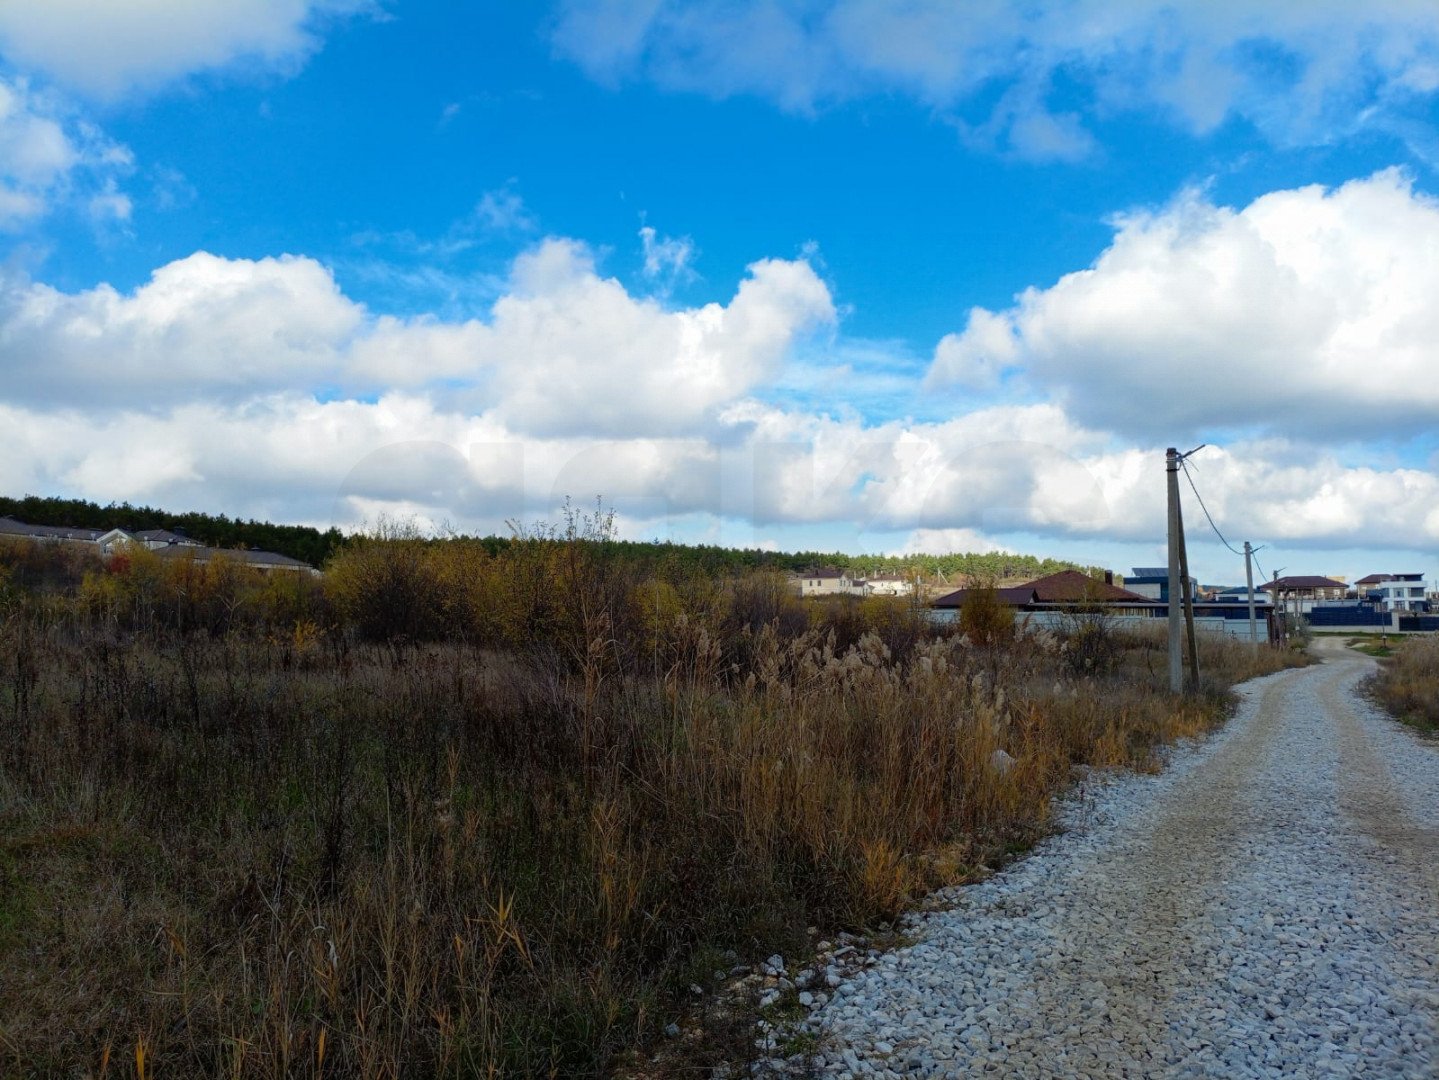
[2, 178, 1437, 567]
[553, 1, 1439, 158]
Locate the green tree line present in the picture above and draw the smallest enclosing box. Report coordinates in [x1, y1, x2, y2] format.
[445, 536, 1097, 582]
[1, 493, 1100, 580]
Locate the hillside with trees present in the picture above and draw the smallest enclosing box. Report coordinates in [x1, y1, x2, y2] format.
[1, 493, 1100, 582]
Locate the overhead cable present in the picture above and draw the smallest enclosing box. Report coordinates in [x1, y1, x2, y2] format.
[1179, 458, 1245, 556]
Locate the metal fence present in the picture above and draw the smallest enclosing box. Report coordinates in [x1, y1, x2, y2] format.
[1305, 607, 1389, 628]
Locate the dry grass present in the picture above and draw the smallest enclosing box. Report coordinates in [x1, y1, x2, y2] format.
[1368, 634, 1439, 732]
[0, 540, 1305, 1077]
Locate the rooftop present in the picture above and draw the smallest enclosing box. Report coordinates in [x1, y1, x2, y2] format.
[933, 570, 1155, 609]
[1, 516, 313, 570]
[0, 516, 104, 542]
[1261, 575, 1347, 591]
[152, 545, 310, 569]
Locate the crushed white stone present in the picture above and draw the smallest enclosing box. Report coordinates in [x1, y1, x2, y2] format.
[757, 643, 1439, 1078]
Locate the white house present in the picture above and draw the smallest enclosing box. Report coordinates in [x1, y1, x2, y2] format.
[1355, 573, 1429, 612]
[95, 528, 135, 556]
[796, 568, 867, 597]
[1212, 585, 1267, 604]
[92, 527, 206, 557]
[864, 574, 915, 597]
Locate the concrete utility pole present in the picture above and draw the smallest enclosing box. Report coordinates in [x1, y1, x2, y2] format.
[1177, 498, 1200, 689]
[1244, 541, 1258, 653]
[1166, 447, 1183, 693]
[1272, 568, 1286, 644]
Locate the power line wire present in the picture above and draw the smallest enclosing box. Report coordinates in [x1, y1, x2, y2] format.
[1179, 459, 1245, 556]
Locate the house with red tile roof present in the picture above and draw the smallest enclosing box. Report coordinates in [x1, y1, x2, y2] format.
[931, 570, 1158, 616]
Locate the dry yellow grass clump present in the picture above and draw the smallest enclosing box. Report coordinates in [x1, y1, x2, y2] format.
[1368, 633, 1439, 731]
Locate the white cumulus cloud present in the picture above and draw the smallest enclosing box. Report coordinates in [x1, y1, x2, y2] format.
[894, 528, 1002, 558]
[639, 223, 696, 286]
[0, 75, 132, 228]
[481, 239, 834, 435]
[0, 239, 836, 440]
[0, 251, 364, 403]
[0, 0, 374, 100]
[928, 170, 1439, 441]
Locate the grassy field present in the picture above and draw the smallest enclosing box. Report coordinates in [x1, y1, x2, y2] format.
[0, 534, 1304, 1077]
[1366, 634, 1439, 732]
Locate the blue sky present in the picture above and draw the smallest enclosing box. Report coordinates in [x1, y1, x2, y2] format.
[3, 1, 1439, 587]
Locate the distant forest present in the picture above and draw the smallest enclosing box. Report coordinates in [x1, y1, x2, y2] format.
[469, 536, 1098, 584]
[1, 493, 1099, 581]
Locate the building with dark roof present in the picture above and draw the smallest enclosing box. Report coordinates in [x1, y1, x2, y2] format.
[1354, 572, 1429, 612]
[0, 516, 316, 574]
[135, 528, 203, 549]
[1260, 575, 1348, 616]
[932, 570, 1158, 615]
[152, 544, 315, 573]
[0, 516, 104, 543]
[933, 569, 1288, 640]
[1122, 566, 1198, 603]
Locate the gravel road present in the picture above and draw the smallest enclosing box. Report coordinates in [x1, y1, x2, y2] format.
[770, 640, 1439, 1078]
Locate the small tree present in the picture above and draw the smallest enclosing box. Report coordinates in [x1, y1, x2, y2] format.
[1059, 580, 1120, 675]
[324, 519, 446, 643]
[1287, 612, 1312, 650]
[959, 579, 1013, 647]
